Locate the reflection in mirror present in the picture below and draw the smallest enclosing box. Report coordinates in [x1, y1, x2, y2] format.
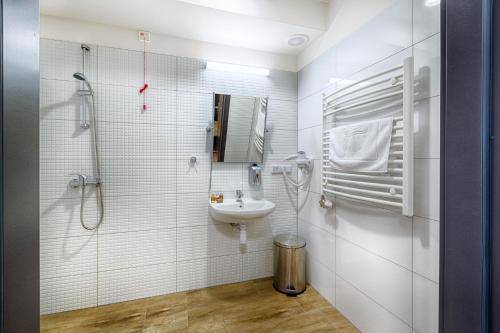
[212, 93, 268, 163]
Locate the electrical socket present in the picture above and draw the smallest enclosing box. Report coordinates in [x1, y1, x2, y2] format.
[271, 165, 292, 174]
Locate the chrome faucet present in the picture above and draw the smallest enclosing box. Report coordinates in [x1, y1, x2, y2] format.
[236, 190, 244, 207]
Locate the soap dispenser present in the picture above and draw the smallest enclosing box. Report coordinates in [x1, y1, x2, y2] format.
[248, 164, 263, 188]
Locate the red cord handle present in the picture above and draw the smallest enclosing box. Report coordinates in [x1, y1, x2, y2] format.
[139, 83, 149, 94]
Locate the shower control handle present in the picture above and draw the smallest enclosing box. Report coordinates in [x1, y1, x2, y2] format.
[69, 174, 100, 188]
[69, 174, 86, 188]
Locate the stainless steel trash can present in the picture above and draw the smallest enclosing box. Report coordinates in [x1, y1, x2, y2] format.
[273, 233, 306, 295]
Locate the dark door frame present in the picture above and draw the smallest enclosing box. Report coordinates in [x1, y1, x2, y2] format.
[490, 0, 500, 331]
[0, 0, 40, 332]
[440, 0, 496, 332]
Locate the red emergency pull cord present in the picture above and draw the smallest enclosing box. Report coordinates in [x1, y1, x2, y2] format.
[139, 36, 148, 112]
[139, 83, 149, 94]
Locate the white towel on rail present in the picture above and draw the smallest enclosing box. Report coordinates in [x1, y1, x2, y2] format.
[328, 117, 393, 173]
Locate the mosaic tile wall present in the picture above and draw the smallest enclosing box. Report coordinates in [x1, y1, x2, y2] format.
[40, 39, 298, 314]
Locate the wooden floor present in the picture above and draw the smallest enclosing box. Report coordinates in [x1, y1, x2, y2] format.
[40, 278, 359, 333]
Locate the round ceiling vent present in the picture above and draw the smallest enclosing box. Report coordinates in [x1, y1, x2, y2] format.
[287, 34, 309, 47]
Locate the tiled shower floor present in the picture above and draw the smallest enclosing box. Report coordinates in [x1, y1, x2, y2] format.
[40, 278, 359, 332]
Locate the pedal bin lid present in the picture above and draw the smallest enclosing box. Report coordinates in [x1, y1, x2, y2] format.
[273, 234, 306, 249]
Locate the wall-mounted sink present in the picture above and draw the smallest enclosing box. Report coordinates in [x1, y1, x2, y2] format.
[209, 199, 275, 223]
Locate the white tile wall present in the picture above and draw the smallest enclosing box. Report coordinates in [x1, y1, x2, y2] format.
[336, 276, 412, 333]
[176, 254, 243, 292]
[98, 263, 177, 306]
[297, 0, 440, 332]
[337, 238, 413, 324]
[40, 38, 297, 314]
[335, 199, 413, 270]
[242, 250, 274, 280]
[413, 273, 439, 333]
[413, 217, 440, 282]
[305, 254, 335, 305]
[413, 0, 441, 44]
[40, 273, 98, 315]
[40, 234, 97, 279]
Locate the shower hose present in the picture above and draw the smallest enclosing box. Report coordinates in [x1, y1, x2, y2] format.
[80, 93, 104, 230]
[281, 160, 314, 189]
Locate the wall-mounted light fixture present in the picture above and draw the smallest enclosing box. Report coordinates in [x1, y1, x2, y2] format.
[424, 0, 440, 6]
[206, 61, 270, 76]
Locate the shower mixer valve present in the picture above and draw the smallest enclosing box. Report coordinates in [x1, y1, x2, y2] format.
[69, 173, 100, 188]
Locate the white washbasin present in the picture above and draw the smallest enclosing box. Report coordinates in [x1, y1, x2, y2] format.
[209, 198, 275, 223]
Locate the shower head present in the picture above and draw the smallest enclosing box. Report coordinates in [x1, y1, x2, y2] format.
[73, 72, 88, 81]
[73, 72, 94, 95]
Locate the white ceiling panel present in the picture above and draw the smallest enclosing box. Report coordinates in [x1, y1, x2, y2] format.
[41, 0, 329, 55]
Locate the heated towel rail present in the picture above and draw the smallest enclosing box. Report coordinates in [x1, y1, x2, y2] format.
[321, 57, 414, 216]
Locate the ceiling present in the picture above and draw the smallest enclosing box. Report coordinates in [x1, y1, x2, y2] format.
[41, 0, 330, 55]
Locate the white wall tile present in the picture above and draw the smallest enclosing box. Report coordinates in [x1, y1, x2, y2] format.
[336, 238, 412, 325]
[413, 274, 439, 333]
[299, 220, 335, 271]
[267, 99, 298, 132]
[334, 0, 412, 82]
[414, 158, 440, 221]
[413, 0, 441, 44]
[41, 38, 298, 314]
[40, 119, 94, 200]
[177, 192, 211, 227]
[99, 193, 176, 234]
[40, 79, 81, 122]
[98, 229, 176, 271]
[176, 254, 242, 291]
[245, 221, 274, 253]
[177, 91, 213, 127]
[40, 235, 97, 279]
[306, 256, 335, 306]
[210, 163, 244, 196]
[242, 250, 273, 280]
[177, 126, 211, 193]
[146, 52, 177, 91]
[99, 122, 177, 196]
[97, 47, 143, 87]
[177, 57, 209, 93]
[413, 217, 440, 282]
[268, 215, 297, 236]
[414, 34, 441, 101]
[96, 84, 176, 125]
[177, 224, 240, 261]
[298, 190, 335, 235]
[298, 93, 322, 130]
[298, 125, 322, 160]
[336, 199, 413, 269]
[298, 47, 337, 100]
[297, 3, 440, 333]
[40, 196, 97, 239]
[40, 273, 97, 315]
[243, 69, 298, 102]
[414, 96, 441, 159]
[305, 159, 323, 195]
[98, 263, 177, 306]
[264, 129, 297, 161]
[336, 276, 412, 333]
[40, 39, 97, 82]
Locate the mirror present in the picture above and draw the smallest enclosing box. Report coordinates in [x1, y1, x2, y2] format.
[212, 93, 268, 163]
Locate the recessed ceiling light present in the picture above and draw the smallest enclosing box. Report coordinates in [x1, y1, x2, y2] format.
[288, 34, 309, 47]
